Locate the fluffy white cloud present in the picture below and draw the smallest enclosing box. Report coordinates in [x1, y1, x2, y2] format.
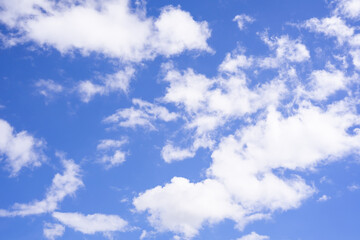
[350, 49, 360, 70]
[43, 223, 65, 240]
[233, 14, 255, 30]
[161, 143, 195, 163]
[213, 101, 360, 173]
[304, 16, 354, 44]
[334, 0, 360, 19]
[77, 67, 135, 102]
[237, 232, 269, 240]
[0, 159, 83, 216]
[259, 35, 310, 68]
[302, 5, 360, 72]
[134, 97, 360, 238]
[305, 68, 349, 100]
[0, 119, 45, 176]
[35, 79, 63, 99]
[134, 177, 244, 239]
[0, 0, 52, 28]
[52, 212, 128, 235]
[162, 65, 286, 136]
[152, 6, 212, 56]
[219, 53, 253, 73]
[104, 98, 178, 130]
[131, 21, 360, 236]
[97, 139, 127, 168]
[0, 0, 211, 62]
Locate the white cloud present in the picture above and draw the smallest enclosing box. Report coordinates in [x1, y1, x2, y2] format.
[319, 176, 332, 184]
[259, 35, 310, 68]
[134, 177, 243, 239]
[162, 65, 286, 136]
[237, 232, 269, 240]
[52, 212, 128, 235]
[131, 22, 360, 236]
[97, 139, 127, 150]
[0, 0, 211, 62]
[334, 0, 360, 19]
[97, 139, 127, 168]
[219, 53, 253, 73]
[161, 143, 195, 163]
[140, 230, 156, 240]
[43, 223, 65, 240]
[77, 67, 135, 102]
[304, 16, 354, 44]
[0, 159, 83, 216]
[0, 0, 52, 28]
[305, 68, 349, 100]
[349, 34, 360, 47]
[152, 6, 212, 56]
[140, 230, 147, 240]
[35, 79, 63, 99]
[0, 119, 45, 176]
[77, 81, 104, 103]
[233, 14, 255, 30]
[317, 195, 331, 202]
[302, 7, 360, 72]
[104, 98, 178, 130]
[347, 184, 360, 191]
[211, 101, 360, 174]
[134, 98, 360, 238]
[350, 49, 360, 70]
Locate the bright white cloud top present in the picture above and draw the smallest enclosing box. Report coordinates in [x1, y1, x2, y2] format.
[0, 0, 360, 239]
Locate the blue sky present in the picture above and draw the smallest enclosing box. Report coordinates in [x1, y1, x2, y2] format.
[1, 0, 360, 239]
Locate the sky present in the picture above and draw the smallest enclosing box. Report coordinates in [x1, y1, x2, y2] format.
[0, 0, 360, 239]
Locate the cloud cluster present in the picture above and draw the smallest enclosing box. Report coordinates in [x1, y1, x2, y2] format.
[303, 0, 360, 70]
[134, 100, 360, 238]
[132, 3, 360, 237]
[1, 0, 360, 239]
